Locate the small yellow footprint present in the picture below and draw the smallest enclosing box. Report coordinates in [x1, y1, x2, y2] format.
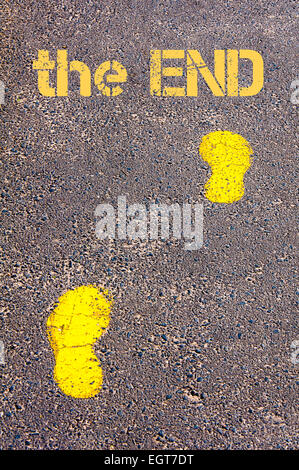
[47, 285, 113, 398]
[199, 131, 253, 203]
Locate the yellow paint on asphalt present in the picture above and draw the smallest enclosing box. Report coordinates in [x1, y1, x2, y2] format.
[47, 285, 112, 398]
[199, 130, 253, 203]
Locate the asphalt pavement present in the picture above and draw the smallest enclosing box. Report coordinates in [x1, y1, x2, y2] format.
[0, 0, 298, 450]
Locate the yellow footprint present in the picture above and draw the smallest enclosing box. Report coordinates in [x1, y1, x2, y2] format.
[47, 285, 113, 398]
[199, 131, 253, 203]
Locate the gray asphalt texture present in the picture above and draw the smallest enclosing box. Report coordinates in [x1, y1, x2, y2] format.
[0, 0, 298, 450]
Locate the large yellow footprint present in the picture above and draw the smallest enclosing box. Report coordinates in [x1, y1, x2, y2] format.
[199, 131, 253, 203]
[47, 285, 113, 398]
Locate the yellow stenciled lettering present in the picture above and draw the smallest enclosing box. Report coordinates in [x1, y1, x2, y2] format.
[94, 60, 127, 97]
[239, 49, 264, 96]
[69, 60, 92, 97]
[187, 50, 225, 96]
[227, 49, 264, 96]
[162, 49, 185, 97]
[150, 50, 162, 96]
[227, 49, 239, 96]
[33, 48, 263, 99]
[57, 50, 68, 97]
[32, 50, 56, 97]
